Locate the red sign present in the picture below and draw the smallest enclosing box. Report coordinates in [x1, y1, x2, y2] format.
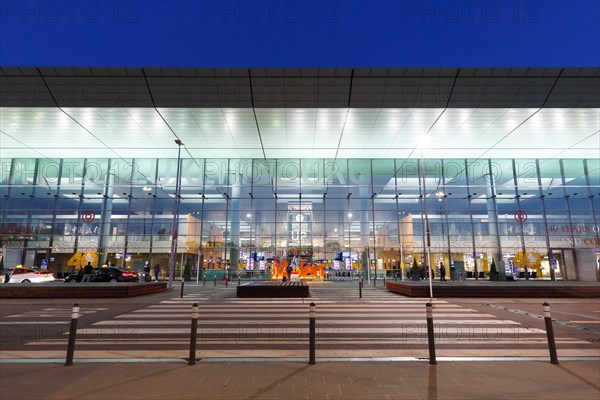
[514, 210, 527, 223]
[81, 210, 95, 223]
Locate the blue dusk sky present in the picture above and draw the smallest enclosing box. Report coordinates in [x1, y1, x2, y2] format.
[0, 0, 599, 67]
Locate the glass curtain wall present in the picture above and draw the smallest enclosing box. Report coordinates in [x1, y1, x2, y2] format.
[1, 157, 599, 282]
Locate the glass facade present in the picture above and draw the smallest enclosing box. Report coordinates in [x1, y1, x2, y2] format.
[1, 157, 599, 282]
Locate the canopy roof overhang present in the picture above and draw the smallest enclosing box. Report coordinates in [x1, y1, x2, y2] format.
[1, 67, 598, 159]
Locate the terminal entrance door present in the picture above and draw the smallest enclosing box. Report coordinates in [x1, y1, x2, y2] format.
[549, 249, 578, 281]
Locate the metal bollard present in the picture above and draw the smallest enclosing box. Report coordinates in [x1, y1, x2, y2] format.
[180, 278, 185, 298]
[373, 275, 376, 287]
[214, 277, 217, 286]
[426, 303, 437, 365]
[188, 303, 199, 365]
[238, 277, 241, 286]
[309, 302, 316, 365]
[225, 276, 228, 287]
[542, 302, 559, 364]
[383, 276, 386, 286]
[65, 303, 80, 366]
[359, 279, 362, 298]
[203, 276, 206, 286]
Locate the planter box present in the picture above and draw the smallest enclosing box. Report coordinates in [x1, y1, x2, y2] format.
[0, 282, 168, 298]
[237, 281, 309, 298]
[385, 281, 600, 298]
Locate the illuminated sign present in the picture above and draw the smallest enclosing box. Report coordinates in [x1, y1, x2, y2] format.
[287, 202, 312, 246]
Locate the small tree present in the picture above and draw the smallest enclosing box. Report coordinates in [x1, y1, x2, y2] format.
[490, 259, 498, 275]
[183, 260, 191, 281]
[489, 259, 500, 281]
[412, 257, 420, 280]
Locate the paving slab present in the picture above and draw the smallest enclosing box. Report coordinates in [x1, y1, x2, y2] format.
[1, 360, 598, 400]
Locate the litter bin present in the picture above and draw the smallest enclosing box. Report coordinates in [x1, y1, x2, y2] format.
[457, 271, 464, 282]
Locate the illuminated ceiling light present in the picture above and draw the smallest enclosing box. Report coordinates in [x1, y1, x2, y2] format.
[417, 133, 430, 148]
[348, 213, 353, 218]
[142, 186, 152, 191]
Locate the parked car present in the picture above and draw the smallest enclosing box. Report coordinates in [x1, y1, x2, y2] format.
[91, 267, 138, 283]
[63, 270, 84, 283]
[2, 267, 55, 284]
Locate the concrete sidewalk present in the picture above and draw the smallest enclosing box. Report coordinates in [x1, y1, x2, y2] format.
[1, 360, 598, 400]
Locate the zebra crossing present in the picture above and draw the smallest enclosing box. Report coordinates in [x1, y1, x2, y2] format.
[1, 287, 596, 359]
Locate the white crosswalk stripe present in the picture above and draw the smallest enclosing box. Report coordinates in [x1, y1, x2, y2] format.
[6, 288, 597, 359]
[5, 307, 106, 319]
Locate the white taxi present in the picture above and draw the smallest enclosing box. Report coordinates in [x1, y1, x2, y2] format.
[3, 266, 55, 284]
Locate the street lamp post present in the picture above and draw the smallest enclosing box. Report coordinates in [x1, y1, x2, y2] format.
[420, 148, 434, 301]
[167, 139, 184, 289]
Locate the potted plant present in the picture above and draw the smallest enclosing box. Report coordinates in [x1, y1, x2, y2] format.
[489, 259, 500, 281]
[411, 257, 420, 281]
[183, 260, 192, 281]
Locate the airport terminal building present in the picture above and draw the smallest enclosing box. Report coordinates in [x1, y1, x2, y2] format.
[1, 67, 599, 282]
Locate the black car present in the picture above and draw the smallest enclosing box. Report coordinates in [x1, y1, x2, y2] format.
[91, 267, 139, 283]
[64, 271, 84, 283]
